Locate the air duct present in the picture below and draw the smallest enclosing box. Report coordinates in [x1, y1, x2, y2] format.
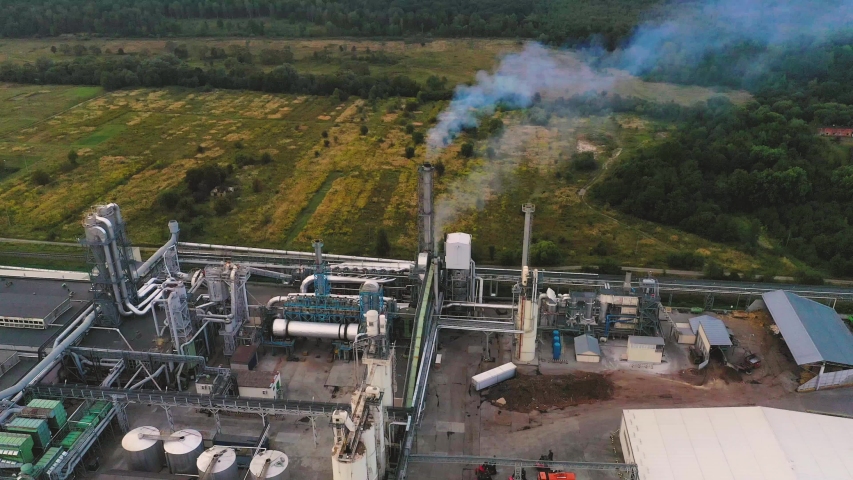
[272, 319, 359, 341]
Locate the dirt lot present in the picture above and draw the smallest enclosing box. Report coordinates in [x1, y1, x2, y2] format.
[484, 372, 614, 412]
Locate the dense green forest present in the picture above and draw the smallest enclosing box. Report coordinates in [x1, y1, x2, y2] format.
[0, 0, 662, 46]
[595, 37, 853, 277]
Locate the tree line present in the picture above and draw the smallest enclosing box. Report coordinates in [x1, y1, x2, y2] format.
[0, 0, 662, 47]
[0, 53, 452, 100]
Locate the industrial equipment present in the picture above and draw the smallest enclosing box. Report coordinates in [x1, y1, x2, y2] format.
[249, 450, 289, 480]
[122, 426, 166, 472]
[163, 429, 204, 474]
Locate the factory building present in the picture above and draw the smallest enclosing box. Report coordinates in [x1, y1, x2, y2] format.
[573, 335, 601, 363]
[626, 336, 665, 363]
[620, 406, 853, 480]
[762, 290, 853, 391]
[236, 371, 282, 399]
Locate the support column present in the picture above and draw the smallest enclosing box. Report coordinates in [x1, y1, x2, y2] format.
[111, 396, 129, 433]
[163, 406, 175, 432]
[214, 410, 221, 434]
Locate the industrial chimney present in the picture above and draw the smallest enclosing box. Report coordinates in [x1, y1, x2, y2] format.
[418, 163, 435, 254]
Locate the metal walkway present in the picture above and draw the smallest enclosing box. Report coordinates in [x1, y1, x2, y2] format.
[407, 454, 638, 480]
[477, 268, 853, 302]
[436, 317, 522, 333]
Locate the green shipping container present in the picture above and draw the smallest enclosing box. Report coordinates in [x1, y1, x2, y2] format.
[6, 417, 51, 449]
[59, 431, 81, 449]
[26, 399, 67, 430]
[33, 446, 64, 475]
[87, 401, 111, 418]
[75, 414, 99, 430]
[0, 432, 35, 463]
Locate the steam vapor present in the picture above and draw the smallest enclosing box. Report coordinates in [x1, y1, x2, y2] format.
[428, 0, 853, 240]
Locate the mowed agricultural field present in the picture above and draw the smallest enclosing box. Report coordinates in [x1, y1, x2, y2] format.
[0, 38, 784, 272]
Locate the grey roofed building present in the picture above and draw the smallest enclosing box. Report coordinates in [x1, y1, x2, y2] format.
[689, 315, 732, 346]
[574, 334, 601, 356]
[762, 290, 853, 366]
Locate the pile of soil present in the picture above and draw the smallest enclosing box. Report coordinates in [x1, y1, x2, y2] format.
[484, 372, 614, 412]
[676, 365, 742, 386]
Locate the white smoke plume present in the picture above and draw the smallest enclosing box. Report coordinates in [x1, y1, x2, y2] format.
[428, 0, 853, 241]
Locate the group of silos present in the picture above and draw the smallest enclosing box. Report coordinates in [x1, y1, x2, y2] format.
[552, 330, 562, 360]
[122, 426, 289, 480]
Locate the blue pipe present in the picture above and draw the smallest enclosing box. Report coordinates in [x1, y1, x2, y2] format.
[604, 314, 637, 337]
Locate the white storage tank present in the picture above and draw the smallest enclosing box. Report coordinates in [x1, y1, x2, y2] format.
[249, 450, 289, 480]
[122, 426, 165, 472]
[445, 233, 471, 270]
[197, 447, 238, 480]
[471, 362, 517, 391]
[164, 429, 204, 474]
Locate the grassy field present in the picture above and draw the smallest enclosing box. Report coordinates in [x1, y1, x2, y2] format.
[0, 38, 787, 274]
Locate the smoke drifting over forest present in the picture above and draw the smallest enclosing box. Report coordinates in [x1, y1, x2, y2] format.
[429, 0, 853, 240]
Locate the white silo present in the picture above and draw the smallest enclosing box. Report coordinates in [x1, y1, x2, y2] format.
[249, 450, 289, 480]
[121, 426, 165, 472]
[163, 429, 204, 474]
[196, 447, 238, 480]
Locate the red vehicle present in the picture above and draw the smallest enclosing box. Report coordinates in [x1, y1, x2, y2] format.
[538, 473, 576, 480]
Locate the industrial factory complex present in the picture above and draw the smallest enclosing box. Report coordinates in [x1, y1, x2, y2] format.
[2, 163, 853, 480]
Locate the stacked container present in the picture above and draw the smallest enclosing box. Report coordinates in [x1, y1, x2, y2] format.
[0, 432, 35, 463]
[6, 417, 51, 449]
[24, 399, 67, 430]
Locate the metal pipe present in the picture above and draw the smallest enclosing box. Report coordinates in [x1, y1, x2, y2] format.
[299, 274, 395, 294]
[0, 307, 95, 400]
[441, 302, 517, 310]
[129, 364, 166, 390]
[476, 277, 484, 303]
[521, 203, 535, 269]
[272, 319, 359, 341]
[178, 241, 405, 264]
[179, 320, 213, 355]
[124, 365, 144, 389]
[136, 220, 180, 279]
[0, 407, 23, 426]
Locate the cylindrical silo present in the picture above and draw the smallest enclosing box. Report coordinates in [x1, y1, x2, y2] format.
[122, 426, 166, 472]
[196, 447, 238, 480]
[164, 429, 204, 474]
[249, 450, 289, 480]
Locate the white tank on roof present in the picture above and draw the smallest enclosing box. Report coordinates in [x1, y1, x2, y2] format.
[445, 232, 471, 270]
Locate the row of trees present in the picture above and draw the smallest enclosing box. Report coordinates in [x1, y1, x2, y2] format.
[0, 54, 453, 100]
[0, 0, 661, 46]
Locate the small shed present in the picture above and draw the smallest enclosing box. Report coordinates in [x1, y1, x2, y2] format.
[627, 336, 664, 363]
[690, 315, 732, 358]
[574, 335, 601, 363]
[235, 371, 281, 399]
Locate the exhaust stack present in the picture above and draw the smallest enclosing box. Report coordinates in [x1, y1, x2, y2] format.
[418, 163, 435, 254]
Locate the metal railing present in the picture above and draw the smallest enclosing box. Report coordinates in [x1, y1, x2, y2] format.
[407, 454, 638, 479]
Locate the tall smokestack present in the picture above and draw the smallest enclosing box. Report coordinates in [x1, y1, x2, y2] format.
[521, 203, 535, 269]
[418, 163, 435, 254]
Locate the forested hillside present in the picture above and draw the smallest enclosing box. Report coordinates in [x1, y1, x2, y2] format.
[595, 37, 853, 277]
[0, 0, 662, 46]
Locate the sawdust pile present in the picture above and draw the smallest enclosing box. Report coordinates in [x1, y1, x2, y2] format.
[484, 372, 614, 412]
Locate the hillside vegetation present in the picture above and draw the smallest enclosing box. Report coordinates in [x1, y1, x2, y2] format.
[0, 38, 782, 275]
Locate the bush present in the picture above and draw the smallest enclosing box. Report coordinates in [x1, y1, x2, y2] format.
[67, 150, 78, 164]
[530, 241, 560, 266]
[321, 130, 328, 138]
[460, 142, 474, 157]
[405, 123, 414, 134]
[498, 248, 521, 266]
[157, 189, 181, 209]
[412, 131, 424, 145]
[704, 261, 727, 280]
[434, 161, 445, 176]
[213, 197, 232, 216]
[376, 229, 391, 256]
[234, 140, 244, 149]
[666, 252, 705, 270]
[793, 270, 824, 285]
[251, 178, 263, 193]
[260, 152, 273, 164]
[590, 240, 609, 256]
[487, 117, 504, 134]
[185, 164, 227, 196]
[235, 153, 256, 166]
[405, 99, 419, 111]
[360, 125, 369, 135]
[571, 151, 597, 171]
[597, 259, 622, 275]
[31, 169, 50, 185]
[405, 146, 415, 159]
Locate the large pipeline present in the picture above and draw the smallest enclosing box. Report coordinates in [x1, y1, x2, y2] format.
[272, 319, 359, 341]
[0, 307, 96, 400]
[299, 275, 395, 294]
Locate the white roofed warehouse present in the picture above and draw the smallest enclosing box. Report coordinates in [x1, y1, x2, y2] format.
[620, 406, 853, 480]
[762, 290, 853, 391]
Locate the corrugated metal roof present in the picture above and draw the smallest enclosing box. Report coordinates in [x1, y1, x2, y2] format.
[762, 290, 853, 366]
[573, 335, 601, 356]
[627, 335, 664, 345]
[621, 407, 853, 480]
[688, 315, 732, 346]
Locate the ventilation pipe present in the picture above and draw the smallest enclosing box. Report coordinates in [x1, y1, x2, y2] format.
[297, 275, 395, 294]
[136, 220, 180, 279]
[520, 203, 535, 286]
[0, 306, 96, 400]
[418, 163, 435, 254]
[312, 239, 324, 267]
